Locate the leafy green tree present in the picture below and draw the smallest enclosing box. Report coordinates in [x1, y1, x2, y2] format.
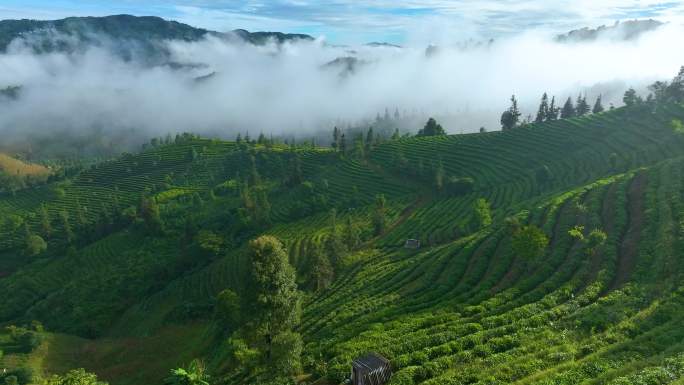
[310, 243, 334, 292]
[331, 126, 340, 151]
[561, 97, 575, 119]
[648, 81, 670, 104]
[391, 128, 400, 140]
[568, 225, 585, 241]
[227, 337, 260, 374]
[3, 214, 23, 234]
[42, 368, 107, 385]
[499, 111, 513, 130]
[196, 230, 223, 257]
[365, 127, 375, 152]
[270, 331, 303, 377]
[25, 234, 47, 256]
[535, 93, 549, 123]
[511, 225, 549, 260]
[500, 95, 521, 130]
[586, 229, 607, 252]
[372, 194, 388, 236]
[672, 119, 684, 135]
[5, 375, 18, 385]
[325, 209, 346, 259]
[670, 66, 684, 102]
[245, 236, 302, 376]
[623, 88, 640, 106]
[165, 360, 210, 385]
[592, 95, 605, 114]
[255, 189, 272, 227]
[568, 226, 607, 256]
[343, 216, 360, 251]
[471, 199, 492, 231]
[216, 289, 241, 330]
[546, 96, 559, 121]
[576, 94, 590, 116]
[417, 118, 446, 136]
[139, 195, 163, 234]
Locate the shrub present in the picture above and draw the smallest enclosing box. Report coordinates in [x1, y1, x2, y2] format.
[511, 225, 549, 260]
[25, 235, 47, 256]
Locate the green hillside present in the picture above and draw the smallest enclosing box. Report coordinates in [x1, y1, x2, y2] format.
[2, 102, 684, 385]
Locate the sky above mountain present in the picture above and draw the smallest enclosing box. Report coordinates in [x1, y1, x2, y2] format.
[1, 1, 684, 45]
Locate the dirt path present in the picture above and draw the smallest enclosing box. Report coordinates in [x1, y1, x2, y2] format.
[610, 172, 648, 290]
[583, 183, 618, 289]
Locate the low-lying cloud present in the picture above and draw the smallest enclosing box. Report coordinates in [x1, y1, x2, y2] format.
[1, 22, 683, 155]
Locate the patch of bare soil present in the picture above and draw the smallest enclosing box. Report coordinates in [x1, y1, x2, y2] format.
[610, 172, 647, 290]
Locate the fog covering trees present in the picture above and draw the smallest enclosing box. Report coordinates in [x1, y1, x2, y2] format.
[1, 20, 684, 156]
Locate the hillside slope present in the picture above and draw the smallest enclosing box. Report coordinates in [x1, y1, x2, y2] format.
[1, 104, 684, 385]
[0, 153, 49, 177]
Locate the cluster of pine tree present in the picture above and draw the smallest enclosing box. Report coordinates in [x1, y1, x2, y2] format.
[535, 93, 604, 122]
[331, 125, 388, 159]
[501, 93, 605, 130]
[623, 66, 684, 107]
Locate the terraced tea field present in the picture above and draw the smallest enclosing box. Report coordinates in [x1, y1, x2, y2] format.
[1, 104, 684, 385]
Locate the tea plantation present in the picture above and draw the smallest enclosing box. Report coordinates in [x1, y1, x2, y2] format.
[2, 103, 684, 385]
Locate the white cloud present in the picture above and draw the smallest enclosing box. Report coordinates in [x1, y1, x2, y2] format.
[1, 23, 682, 146]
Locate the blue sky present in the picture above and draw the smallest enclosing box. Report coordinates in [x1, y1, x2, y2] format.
[1, 0, 683, 44]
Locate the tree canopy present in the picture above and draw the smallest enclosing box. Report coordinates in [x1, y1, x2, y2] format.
[245, 235, 302, 377]
[501, 95, 521, 130]
[417, 118, 446, 137]
[511, 225, 549, 261]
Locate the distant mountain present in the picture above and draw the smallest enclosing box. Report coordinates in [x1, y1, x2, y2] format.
[230, 29, 314, 45]
[322, 56, 369, 77]
[0, 14, 314, 62]
[365, 42, 402, 48]
[556, 19, 664, 42]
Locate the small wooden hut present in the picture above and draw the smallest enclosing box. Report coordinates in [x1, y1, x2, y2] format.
[351, 353, 392, 385]
[404, 239, 421, 249]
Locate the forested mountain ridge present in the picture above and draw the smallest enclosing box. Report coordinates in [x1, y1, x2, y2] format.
[555, 19, 664, 42]
[0, 14, 314, 60]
